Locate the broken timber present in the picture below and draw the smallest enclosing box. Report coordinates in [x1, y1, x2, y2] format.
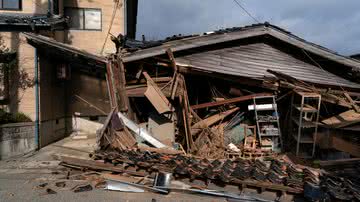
[191, 93, 272, 110]
[321, 109, 360, 128]
[117, 112, 168, 148]
[143, 72, 173, 114]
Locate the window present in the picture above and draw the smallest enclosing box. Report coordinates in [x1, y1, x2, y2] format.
[0, 0, 22, 10]
[65, 7, 102, 30]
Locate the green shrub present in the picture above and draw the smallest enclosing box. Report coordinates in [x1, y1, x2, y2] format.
[0, 109, 32, 124]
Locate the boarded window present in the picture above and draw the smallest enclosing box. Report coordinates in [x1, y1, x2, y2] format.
[65, 7, 101, 30]
[0, 0, 22, 10]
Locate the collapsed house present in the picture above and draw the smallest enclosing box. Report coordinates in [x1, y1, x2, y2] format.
[25, 23, 360, 201]
[111, 22, 360, 158]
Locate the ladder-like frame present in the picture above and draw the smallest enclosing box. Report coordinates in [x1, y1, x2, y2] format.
[253, 95, 282, 152]
[290, 91, 321, 158]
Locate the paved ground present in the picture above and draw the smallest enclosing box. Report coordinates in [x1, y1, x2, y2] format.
[0, 134, 297, 202]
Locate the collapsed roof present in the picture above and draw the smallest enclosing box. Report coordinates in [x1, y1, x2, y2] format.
[122, 23, 360, 90]
[0, 13, 66, 31]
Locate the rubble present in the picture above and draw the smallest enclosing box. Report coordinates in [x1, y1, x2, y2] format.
[22, 23, 360, 201]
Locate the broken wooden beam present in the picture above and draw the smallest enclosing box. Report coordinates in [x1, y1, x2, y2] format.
[321, 109, 360, 128]
[60, 156, 147, 176]
[143, 72, 173, 114]
[319, 158, 360, 167]
[191, 93, 272, 110]
[191, 107, 240, 135]
[344, 92, 360, 113]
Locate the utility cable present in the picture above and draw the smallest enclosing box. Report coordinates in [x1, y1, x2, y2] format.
[232, 0, 260, 23]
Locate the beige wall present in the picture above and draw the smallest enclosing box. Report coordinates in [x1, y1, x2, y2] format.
[1, 0, 49, 15]
[0, 32, 36, 120]
[64, 0, 125, 55]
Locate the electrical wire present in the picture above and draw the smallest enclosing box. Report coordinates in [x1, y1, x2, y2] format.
[232, 0, 260, 23]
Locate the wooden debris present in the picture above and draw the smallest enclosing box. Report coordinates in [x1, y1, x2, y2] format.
[191, 93, 272, 110]
[97, 109, 137, 151]
[191, 107, 239, 134]
[143, 72, 173, 114]
[344, 92, 360, 113]
[321, 110, 360, 128]
[60, 156, 148, 177]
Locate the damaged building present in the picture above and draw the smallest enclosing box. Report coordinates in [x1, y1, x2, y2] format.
[22, 22, 360, 201]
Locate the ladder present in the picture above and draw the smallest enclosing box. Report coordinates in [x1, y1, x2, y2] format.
[290, 91, 321, 158]
[251, 95, 282, 152]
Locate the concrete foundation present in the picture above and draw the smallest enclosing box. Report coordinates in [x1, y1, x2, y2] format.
[0, 122, 35, 160]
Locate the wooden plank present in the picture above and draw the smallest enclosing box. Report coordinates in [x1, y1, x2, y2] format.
[137, 145, 184, 155]
[60, 156, 147, 176]
[191, 93, 272, 110]
[344, 92, 360, 113]
[331, 135, 360, 157]
[319, 158, 360, 167]
[232, 179, 302, 194]
[117, 58, 129, 112]
[143, 72, 173, 114]
[191, 107, 239, 134]
[321, 110, 360, 128]
[96, 107, 116, 148]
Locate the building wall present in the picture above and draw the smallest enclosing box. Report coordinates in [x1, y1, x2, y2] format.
[1, 0, 49, 14]
[63, 0, 125, 55]
[38, 52, 67, 147]
[0, 32, 37, 120]
[1, 0, 126, 147]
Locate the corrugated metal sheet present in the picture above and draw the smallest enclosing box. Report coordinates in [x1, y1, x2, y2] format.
[176, 43, 360, 89]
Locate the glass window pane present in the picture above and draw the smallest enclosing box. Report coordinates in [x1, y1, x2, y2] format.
[65, 8, 84, 29]
[3, 0, 20, 9]
[84, 9, 101, 30]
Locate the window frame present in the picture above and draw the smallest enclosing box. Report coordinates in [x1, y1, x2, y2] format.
[65, 7, 102, 31]
[0, 0, 22, 11]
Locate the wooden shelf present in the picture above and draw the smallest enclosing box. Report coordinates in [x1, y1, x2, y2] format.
[292, 117, 317, 128]
[293, 104, 318, 113]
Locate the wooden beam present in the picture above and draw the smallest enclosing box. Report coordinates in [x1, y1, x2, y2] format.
[191, 93, 272, 110]
[191, 107, 239, 135]
[60, 156, 147, 176]
[143, 72, 173, 114]
[344, 92, 360, 113]
[319, 158, 360, 167]
[321, 110, 360, 128]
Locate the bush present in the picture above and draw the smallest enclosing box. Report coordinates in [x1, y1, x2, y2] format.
[0, 109, 32, 124]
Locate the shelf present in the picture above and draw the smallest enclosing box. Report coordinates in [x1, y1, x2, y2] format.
[260, 133, 280, 137]
[292, 134, 314, 143]
[293, 104, 318, 113]
[291, 117, 317, 128]
[257, 119, 278, 123]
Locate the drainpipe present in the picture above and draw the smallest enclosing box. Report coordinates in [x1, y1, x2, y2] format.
[35, 49, 40, 150]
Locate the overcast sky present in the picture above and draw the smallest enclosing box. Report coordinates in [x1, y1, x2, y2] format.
[136, 0, 360, 55]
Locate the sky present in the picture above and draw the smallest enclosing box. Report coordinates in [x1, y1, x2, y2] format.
[136, 0, 360, 55]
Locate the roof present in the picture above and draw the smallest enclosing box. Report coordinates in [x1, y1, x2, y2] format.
[122, 23, 360, 71]
[0, 13, 66, 31]
[24, 33, 107, 67]
[176, 43, 360, 89]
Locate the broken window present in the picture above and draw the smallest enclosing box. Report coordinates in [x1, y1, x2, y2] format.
[0, 0, 22, 10]
[65, 7, 102, 30]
